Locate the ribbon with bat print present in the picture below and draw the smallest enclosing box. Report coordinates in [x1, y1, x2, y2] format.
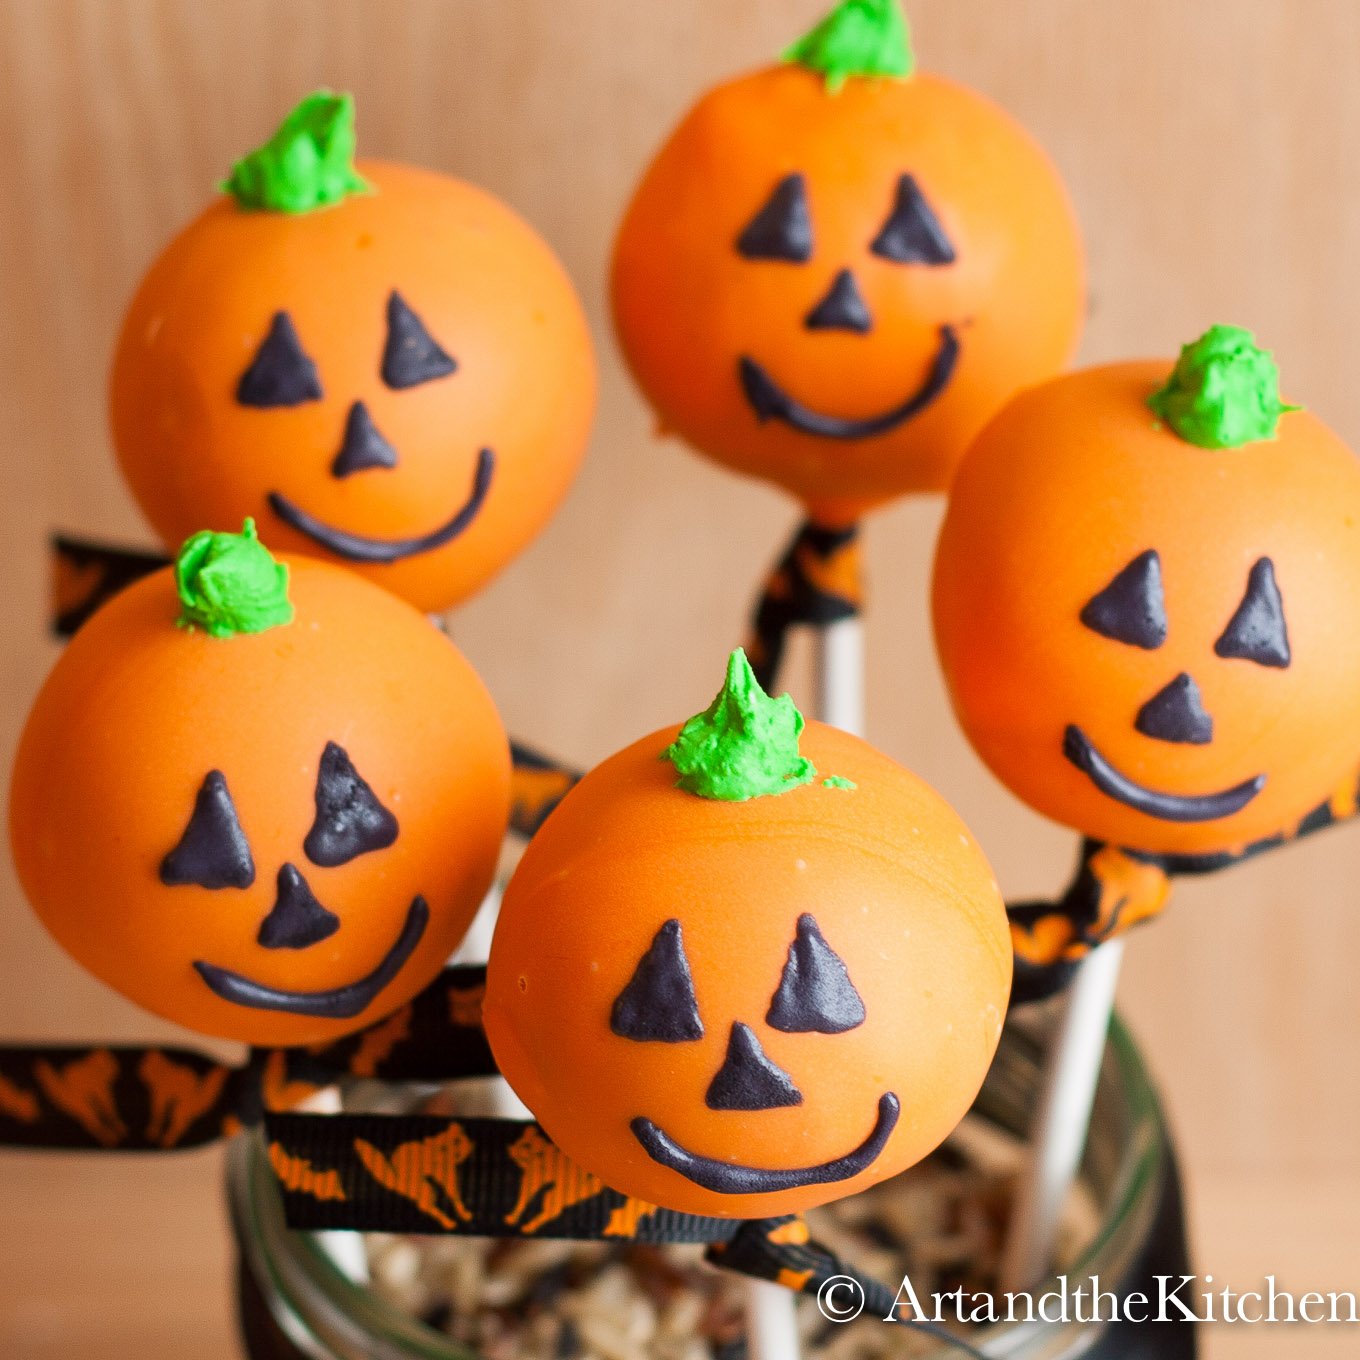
[0, 965, 497, 1151]
[265, 1104, 986, 1358]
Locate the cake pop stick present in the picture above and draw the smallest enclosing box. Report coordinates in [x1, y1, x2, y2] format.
[932, 325, 1360, 1285]
[613, 0, 1085, 699]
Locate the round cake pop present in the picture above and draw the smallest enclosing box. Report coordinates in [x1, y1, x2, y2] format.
[110, 92, 596, 615]
[484, 650, 1010, 1219]
[933, 325, 1360, 859]
[611, 0, 1084, 524]
[9, 522, 511, 1046]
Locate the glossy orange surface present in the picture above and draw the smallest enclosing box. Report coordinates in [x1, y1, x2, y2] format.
[111, 162, 596, 614]
[484, 722, 1010, 1218]
[933, 361, 1360, 856]
[9, 555, 510, 1044]
[612, 64, 1083, 523]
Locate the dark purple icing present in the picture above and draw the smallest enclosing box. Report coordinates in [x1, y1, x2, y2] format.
[705, 1022, 802, 1111]
[739, 324, 958, 440]
[268, 446, 494, 564]
[304, 743, 399, 868]
[870, 175, 955, 266]
[631, 1093, 900, 1195]
[1214, 558, 1291, 668]
[736, 174, 813, 263]
[1080, 551, 1167, 649]
[610, 919, 703, 1043]
[331, 401, 398, 478]
[1135, 673, 1213, 745]
[194, 896, 428, 1019]
[803, 269, 873, 333]
[1063, 725, 1264, 822]
[160, 771, 255, 890]
[257, 864, 341, 950]
[381, 291, 457, 390]
[236, 311, 323, 408]
[766, 914, 865, 1035]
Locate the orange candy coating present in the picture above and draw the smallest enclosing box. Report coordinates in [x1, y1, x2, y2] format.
[933, 361, 1360, 856]
[110, 161, 596, 615]
[611, 64, 1084, 523]
[9, 554, 510, 1046]
[484, 723, 1010, 1219]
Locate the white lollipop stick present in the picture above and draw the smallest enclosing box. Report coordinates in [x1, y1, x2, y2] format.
[813, 615, 866, 737]
[744, 615, 865, 1358]
[999, 937, 1125, 1293]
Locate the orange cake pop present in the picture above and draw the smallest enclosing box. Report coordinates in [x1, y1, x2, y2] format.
[9, 522, 510, 1046]
[933, 325, 1360, 861]
[110, 92, 595, 615]
[611, 0, 1084, 525]
[484, 651, 1010, 1219]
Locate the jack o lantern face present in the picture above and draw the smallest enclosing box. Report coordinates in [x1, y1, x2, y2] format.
[484, 719, 1010, 1219]
[111, 158, 595, 614]
[612, 913, 901, 1200]
[933, 360, 1360, 856]
[10, 549, 511, 1045]
[166, 743, 429, 1022]
[612, 64, 1084, 523]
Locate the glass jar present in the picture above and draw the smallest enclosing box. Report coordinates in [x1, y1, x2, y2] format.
[228, 1015, 1192, 1360]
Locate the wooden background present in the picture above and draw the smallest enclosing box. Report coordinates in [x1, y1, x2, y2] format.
[1, 1, 1358, 1355]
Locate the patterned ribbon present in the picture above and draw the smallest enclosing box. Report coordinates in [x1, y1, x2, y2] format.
[0, 966, 494, 1151]
[744, 519, 863, 694]
[1010, 762, 1360, 1002]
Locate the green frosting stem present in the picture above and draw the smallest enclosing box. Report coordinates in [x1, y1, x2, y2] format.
[663, 649, 816, 800]
[783, 0, 914, 91]
[222, 90, 370, 213]
[176, 519, 295, 638]
[1147, 324, 1300, 449]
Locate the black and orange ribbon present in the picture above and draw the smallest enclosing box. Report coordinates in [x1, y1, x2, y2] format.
[744, 518, 863, 694]
[1010, 762, 1360, 1003]
[0, 966, 495, 1151]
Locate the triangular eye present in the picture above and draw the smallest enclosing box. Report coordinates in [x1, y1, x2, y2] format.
[870, 175, 956, 266]
[381, 291, 458, 389]
[1215, 558, 1291, 668]
[611, 919, 704, 1042]
[160, 771, 255, 890]
[303, 743, 399, 868]
[736, 174, 814, 263]
[1080, 550, 1167, 649]
[236, 311, 323, 408]
[766, 914, 865, 1034]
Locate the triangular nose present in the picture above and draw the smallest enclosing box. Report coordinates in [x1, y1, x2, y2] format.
[257, 864, 341, 950]
[705, 1023, 803, 1111]
[804, 268, 873, 333]
[1135, 672, 1214, 745]
[331, 401, 399, 478]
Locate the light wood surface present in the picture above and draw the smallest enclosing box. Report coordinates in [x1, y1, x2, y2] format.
[2, 1, 1359, 1355]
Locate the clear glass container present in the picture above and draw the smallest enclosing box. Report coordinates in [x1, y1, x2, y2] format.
[228, 1014, 1180, 1360]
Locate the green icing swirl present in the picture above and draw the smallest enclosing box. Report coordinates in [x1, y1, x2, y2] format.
[783, 0, 914, 92]
[663, 649, 816, 800]
[222, 90, 370, 213]
[175, 519, 295, 638]
[1147, 324, 1299, 449]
